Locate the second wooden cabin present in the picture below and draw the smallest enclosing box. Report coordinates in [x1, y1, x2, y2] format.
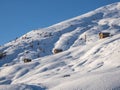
[23, 58, 32, 63]
[53, 49, 63, 54]
[99, 32, 110, 39]
[0, 52, 6, 59]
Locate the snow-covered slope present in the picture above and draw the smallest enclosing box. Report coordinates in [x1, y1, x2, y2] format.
[0, 2, 120, 90]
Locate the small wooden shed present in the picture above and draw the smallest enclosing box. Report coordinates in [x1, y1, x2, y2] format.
[23, 58, 32, 63]
[53, 49, 63, 54]
[0, 52, 6, 59]
[99, 32, 110, 39]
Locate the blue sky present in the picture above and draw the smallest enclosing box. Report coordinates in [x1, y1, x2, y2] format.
[0, 0, 119, 45]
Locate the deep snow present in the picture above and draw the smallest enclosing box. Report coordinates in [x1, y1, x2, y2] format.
[0, 2, 120, 90]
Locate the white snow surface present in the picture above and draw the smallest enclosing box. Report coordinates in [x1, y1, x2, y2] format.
[0, 2, 120, 90]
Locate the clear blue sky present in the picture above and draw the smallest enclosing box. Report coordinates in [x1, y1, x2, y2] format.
[0, 0, 119, 45]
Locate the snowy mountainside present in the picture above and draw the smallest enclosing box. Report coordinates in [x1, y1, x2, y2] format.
[0, 2, 120, 90]
[0, 2, 120, 67]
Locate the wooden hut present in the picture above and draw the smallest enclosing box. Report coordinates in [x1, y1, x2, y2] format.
[23, 58, 32, 63]
[99, 32, 110, 39]
[0, 52, 6, 59]
[53, 49, 63, 54]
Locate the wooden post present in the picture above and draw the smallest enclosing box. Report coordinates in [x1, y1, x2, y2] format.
[85, 34, 87, 42]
